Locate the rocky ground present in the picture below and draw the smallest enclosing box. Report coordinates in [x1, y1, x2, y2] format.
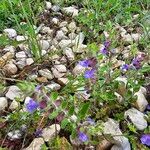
[0, 1, 150, 150]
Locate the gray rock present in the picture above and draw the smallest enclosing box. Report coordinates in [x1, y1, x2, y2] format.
[41, 27, 53, 36]
[134, 88, 148, 112]
[55, 30, 66, 41]
[40, 40, 50, 50]
[42, 124, 60, 142]
[124, 108, 147, 130]
[7, 130, 22, 140]
[69, 32, 77, 40]
[46, 83, 61, 91]
[45, 1, 52, 10]
[4, 28, 17, 39]
[59, 21, 68, 27]
[16, 35, 27, 41]
[5, 86, 21, 100]
[61, 27, 68, 35]
[23, 138, 44, 150]
[54, 64, 67, 73]
[68, 22, 77, 32]
[59, 39, 72, 49]
[51, 68, 65, 78]
[16, 51, 27, 59]
[63, 48, 75, 61]
[38, 69, 53, 80]
[3, 46, 16, 53]
[72, 64, 85, 76]
[16, 59, 26, 69]
[103, 118, 131, 150]
[0, 97, 8, 111]
[52, 18, 59, 25]
[131, 33, 141, 42]
[62, 6, 79, 17]
[121, 33, 133, 44]
[51, 5, 60, 12]
[57, 78, 69, 85]
[26, 58, 34, 65]
[9, 100, 19, 111]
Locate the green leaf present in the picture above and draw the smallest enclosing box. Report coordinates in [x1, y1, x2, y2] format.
[68, 106, 74, 116]
[61, 118, 69, 129]
[61, 101, 68, 109]
[78, 103, 90, 120]
[51, 92, 58, 101]
[49, 110, 59, 119]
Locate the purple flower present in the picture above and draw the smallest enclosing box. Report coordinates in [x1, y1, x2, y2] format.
[79, 60, 90, 67]
[140, 134, 150, 146]
[121, 64, 129, 71]
[35, 128, 43, 137]
[104, 41, 111, 48]
[87, 117, 95, 125]
[132, 58, 141, 69]
[100, 47, 108, 55]
[26, 99, 39, 113]
[78, 132, 88, 142]
[84, 69, 95, 79]
[35, 85, 42, 91]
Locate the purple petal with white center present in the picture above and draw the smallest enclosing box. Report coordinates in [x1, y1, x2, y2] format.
[78, 132, 88, 142]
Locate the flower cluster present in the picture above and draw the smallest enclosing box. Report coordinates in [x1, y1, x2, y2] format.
[100, 41, 111, 56]
[120, 53, 145, 72]
[79, 58, 97, 79]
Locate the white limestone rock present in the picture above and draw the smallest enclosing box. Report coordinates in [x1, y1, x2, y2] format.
[42, 124, 60, 142]
[4, 28, 17, 39]
[0, 97, 8, 111]
[124, 108, 148, 130]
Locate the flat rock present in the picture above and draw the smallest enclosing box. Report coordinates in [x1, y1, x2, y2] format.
[72, 64, 85, 76]
[45, 1, 52, 10]
[42, 124, 60, 142]
[124, 108, 147, 130]
[16, 51, 27, 59]
[38, 69, 53, 80]
[46, 83, 61, 91]
[51, 68, 65, 78]
[3, 63, 18, 76]
[39, 40, 50, 50]
[63, 48, 75, 61]
[16, 35, 27, 41]
[54, 64, 67, 73]
[23, 138, 44, 150]
[59, 39, 72, 49]
[55, 30, 66, 41]
[57, 78, 69, 85]
[62, 6, 79, 17]
[4, 28, 17, 39]
[51, 5, 60, 12]
[9, 100, 19, 111]
[3, 46, 16, 53]
[0, 97, 8, 111]
[134, 89, 148, 112]
[5, 86, 21, 100]
[103, 118, 131, 150]
[68, 22, 77, 32]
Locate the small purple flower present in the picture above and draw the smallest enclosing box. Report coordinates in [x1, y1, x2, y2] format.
[87, 117, 95, 125]
[132, 58, 141, 69]
[78, 132, 88, 142]
[100, 47, 108, 55]
[35, 85, 42, 91]
[84, 69, 95, 79]
[140, 134, 150, 146]
[79, 60, 90, 67]
[104, 41, 111, 48]
[121, 64, 129, 71]
[26, 99, 39, 113]
[35, 128, 43, 137]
